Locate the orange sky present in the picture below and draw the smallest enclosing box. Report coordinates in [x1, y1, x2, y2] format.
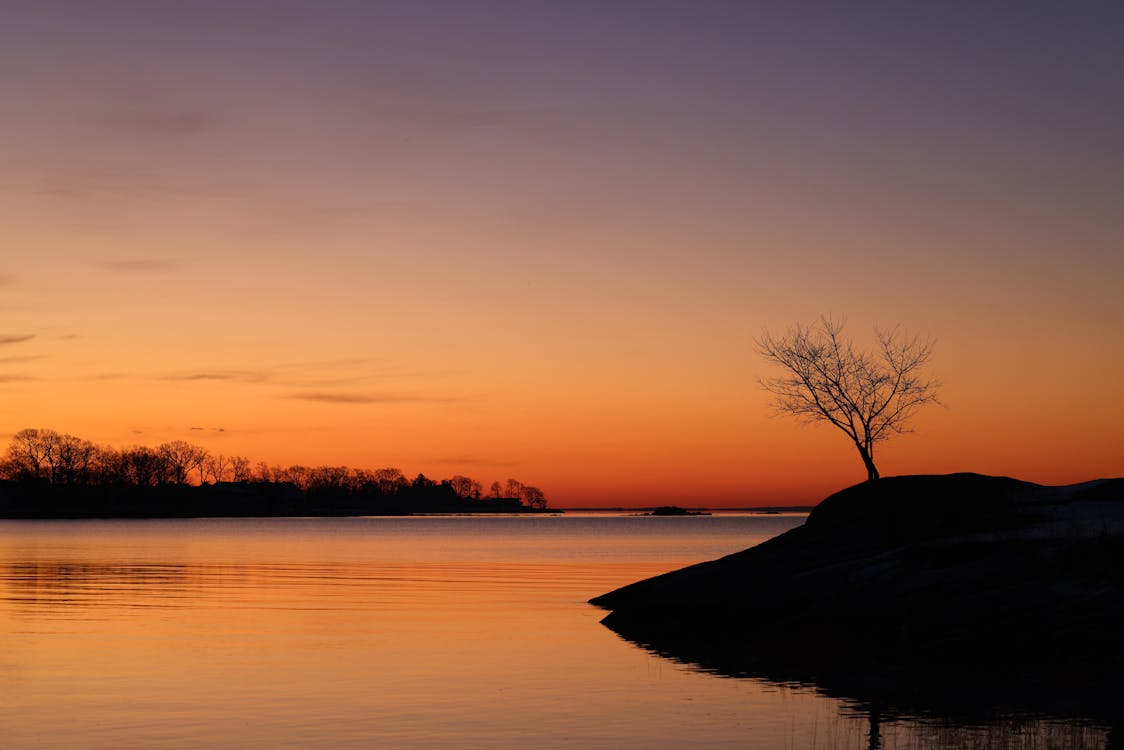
[2, 3, 1123, 506]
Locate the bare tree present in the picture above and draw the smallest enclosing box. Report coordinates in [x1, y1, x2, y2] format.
[307, 465, 349, 490]
[121, 446, 172, 486]
[373, 467, 407, 495]
[504, 478, 524, 499]
[202, 454, 232, 484]
[520, 485, 547, 509]
[3, 429, 98, 484]
[229, 455, 252, 482]
[157, 441, 209, 485]
[282, 465, 312, 491]
[448, 475, 481, 500]
[254, 461, 281, 483]
[4, 428, 54, 480]
[757, 317, 942, 481]
[52, 433, 98, 484]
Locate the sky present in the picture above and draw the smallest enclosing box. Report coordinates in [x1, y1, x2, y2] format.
[2, 1, 1122, 506]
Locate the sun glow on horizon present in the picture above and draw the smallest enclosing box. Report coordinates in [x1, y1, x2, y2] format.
[2, 3, 1122, 506]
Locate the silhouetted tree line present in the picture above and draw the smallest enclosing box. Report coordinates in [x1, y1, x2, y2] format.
[0, 428, 551, 518]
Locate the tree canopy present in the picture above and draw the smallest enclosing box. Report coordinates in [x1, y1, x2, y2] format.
[757, 317, 942, 481]
[0, 428, 552, 517]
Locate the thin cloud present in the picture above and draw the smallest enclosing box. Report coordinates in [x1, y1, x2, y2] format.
[189, 426, 227, 433]
[100, 258, 180, 274]
[274, 357, 403, 387]
[0, 274, 14, 287]
[162, 361, 455, 398]
[163, 359, 436, 390]
[166, 370, 270, 384]
[0, 334, 34, 345]
[0, 374, 36, 383]
[286, 392, 388, 404]
[286, 392, 463, 405]
[0, 354, 47, 364]
[82, 372, 125, 381]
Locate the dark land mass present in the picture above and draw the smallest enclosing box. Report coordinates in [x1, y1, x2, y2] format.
[645, 506, 711, 516]
[559, 506, 812, 513]
[0, 479, 556, 519]
[591, 473, 1124, 727]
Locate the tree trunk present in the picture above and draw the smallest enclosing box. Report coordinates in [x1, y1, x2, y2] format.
[857, 444, 879, 481]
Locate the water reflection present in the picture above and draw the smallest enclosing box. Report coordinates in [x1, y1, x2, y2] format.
[1, 554, 620, 620]
[601, 616, 1120, 749]
[4, 559, 195, 612]
[3, 516, 1113, 749]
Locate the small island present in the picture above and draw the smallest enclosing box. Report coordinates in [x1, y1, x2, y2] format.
[645, 506, 711, 516]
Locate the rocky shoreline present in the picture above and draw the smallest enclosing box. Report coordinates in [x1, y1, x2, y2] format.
[592, 474, 1124, 680]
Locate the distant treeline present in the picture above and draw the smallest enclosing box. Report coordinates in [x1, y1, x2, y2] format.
[0, 428, 551, 518]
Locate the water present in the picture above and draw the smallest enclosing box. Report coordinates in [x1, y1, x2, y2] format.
[0, 515, 1112, 749]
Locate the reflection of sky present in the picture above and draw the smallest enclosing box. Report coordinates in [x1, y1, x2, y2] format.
[0, 516, 877, 748]
[2, 2, 1123, 504]
[0, 517, 1110, 747]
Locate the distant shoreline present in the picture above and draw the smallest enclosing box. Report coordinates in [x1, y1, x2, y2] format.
[558, 506, 814, 513]
[0, 476, 815, 519]
[0, 479, 555, 520]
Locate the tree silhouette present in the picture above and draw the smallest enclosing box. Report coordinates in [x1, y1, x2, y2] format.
[119, 446, 171, 486]
[757, 317, 941, 481]
[1, 429, 552, 516]
[373, 467, 407, 495]
[3, 429, 99, 484]
[4, 428, 57, 481]
[229, 455, 252, 482]
[449, 475, 482, 499]
[520, 485, 546, 509]
[504, 478, 524, 499]
[157, 441, 209, 485]
[202, 454, 231, 484]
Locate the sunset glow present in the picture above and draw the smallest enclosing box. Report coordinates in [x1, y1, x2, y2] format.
[3, 2, 1122, 506]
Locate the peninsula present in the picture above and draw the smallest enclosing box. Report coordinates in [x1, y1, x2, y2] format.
[592, 473, 1124, 677]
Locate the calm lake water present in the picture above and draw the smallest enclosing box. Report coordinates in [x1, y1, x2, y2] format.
[0, 515, 1112, 749]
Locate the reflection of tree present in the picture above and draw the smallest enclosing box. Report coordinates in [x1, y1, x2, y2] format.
[3, 558, 395, 613]
[866, 702, 881, 750]
[600, 613, 1116, 748]
[3, 559, 194, 611]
